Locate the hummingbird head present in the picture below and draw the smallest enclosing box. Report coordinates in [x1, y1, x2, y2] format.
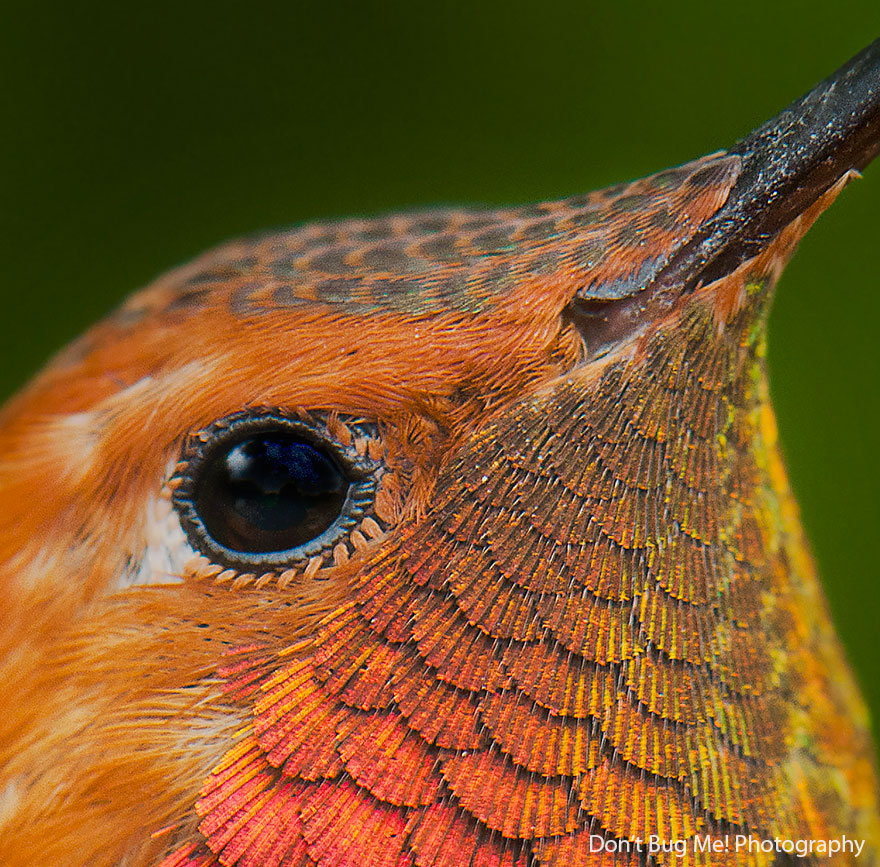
[0, 39, 878, 867]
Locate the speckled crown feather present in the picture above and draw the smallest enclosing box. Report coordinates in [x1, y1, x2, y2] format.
[0, 37, 878, 867]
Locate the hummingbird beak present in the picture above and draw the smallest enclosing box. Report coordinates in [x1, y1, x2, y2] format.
[564, 39, 880, 358]
[657, 37, 880, 294]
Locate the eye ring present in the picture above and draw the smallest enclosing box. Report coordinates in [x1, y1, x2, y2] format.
[171, 410, 382, 571]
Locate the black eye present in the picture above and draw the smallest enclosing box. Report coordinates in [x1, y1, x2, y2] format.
[196, 433, 347, 553]
[173, 412, 380, 570]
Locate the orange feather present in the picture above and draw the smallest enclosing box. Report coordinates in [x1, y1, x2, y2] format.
[2, 41, 879, 867]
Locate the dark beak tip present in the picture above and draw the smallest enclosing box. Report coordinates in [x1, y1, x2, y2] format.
[657, 38, 880, 292]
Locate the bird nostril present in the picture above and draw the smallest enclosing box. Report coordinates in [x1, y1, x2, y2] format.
[562, 294, 658, 362]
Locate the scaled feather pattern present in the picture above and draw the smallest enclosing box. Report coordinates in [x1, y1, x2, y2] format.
[1, 40, 879, 867]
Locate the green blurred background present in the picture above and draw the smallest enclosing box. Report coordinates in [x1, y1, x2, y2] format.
[1, 5, 878, 724]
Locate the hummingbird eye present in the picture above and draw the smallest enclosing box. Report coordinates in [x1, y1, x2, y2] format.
[172, 411, 382, 571]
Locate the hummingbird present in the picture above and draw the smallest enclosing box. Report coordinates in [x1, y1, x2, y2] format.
[0, 38, 878, 867]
